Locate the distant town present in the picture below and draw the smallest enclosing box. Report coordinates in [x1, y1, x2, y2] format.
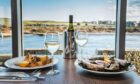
[0, 18, 140, 36]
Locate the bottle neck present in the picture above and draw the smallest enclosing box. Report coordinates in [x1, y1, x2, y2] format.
[68, 23, 74, 31]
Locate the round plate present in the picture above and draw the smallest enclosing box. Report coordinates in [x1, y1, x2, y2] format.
[75, 60, 134, 75]
[5, 56, 58, 70]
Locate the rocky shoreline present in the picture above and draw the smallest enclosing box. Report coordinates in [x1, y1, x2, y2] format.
[1, 31, 140, 37]
[1, 26, 140, 37]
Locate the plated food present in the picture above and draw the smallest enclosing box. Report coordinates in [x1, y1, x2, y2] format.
[79, 57, 130, 72]
[75, 55, 135, 75]
[5, 55, 58, 70]
[15, 54, 52, 67]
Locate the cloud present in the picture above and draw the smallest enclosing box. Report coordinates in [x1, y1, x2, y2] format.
[127, 0, 140, 21]
[107, 0, 140, 21]
[129, 0, 140, 7]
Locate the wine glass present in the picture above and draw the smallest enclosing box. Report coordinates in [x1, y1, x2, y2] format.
[44, 32, 60, 75]
[75, 30, 88, 59]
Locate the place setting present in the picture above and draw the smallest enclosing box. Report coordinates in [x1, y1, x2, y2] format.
[0, 32, 60, 81]
[74, 31, 136, 76]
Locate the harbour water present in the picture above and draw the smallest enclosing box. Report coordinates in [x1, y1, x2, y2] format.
[0, 33, 140, 54]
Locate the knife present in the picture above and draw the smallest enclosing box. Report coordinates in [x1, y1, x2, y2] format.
[0, 76, 17, 79]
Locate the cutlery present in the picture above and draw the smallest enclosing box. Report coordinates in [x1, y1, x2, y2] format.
[33, 71, 46, 79]
[0, 74, 44, 80]
[30, 69, 40, 76]
[30, 69, 46, 79]
[0, 76, 18, 79]
[0, 76, 37, 81]
[0, 70, 46, 81]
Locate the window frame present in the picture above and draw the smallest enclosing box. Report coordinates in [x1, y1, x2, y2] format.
[11, 0, 23, 57]
[115, 0, 127, 59]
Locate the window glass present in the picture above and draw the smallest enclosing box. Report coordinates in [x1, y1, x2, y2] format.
[0, 0, 12, 64]
[22, 0, 116, 56]
[125, 0, 140, 74]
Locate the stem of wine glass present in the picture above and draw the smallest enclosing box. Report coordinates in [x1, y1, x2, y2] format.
[51, 53, 54, 73]
[81, 46, 83, 59]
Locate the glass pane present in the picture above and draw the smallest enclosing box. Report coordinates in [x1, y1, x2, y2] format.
[0, 0, 12, 64]
[22, 0, 116, 56]
[126, 0, 140, 74]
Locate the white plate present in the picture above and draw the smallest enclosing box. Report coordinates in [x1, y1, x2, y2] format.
[5, 56, 58, 70]
[75, 60, 134, 75]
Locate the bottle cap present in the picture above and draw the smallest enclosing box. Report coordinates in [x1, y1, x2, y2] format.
[69, 15, 73, 23]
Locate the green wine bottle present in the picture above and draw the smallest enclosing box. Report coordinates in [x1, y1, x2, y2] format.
[64, 15, 77, 59]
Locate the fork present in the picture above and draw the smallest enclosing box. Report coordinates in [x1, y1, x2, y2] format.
[30, 70, 46, 79]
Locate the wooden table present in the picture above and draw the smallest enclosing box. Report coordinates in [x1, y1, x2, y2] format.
[0, 55, 140, 84]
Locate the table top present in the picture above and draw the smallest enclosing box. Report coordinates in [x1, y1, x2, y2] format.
[0, 55, 140, 84]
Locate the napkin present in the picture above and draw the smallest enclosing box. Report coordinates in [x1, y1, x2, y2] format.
[0, 72, 37, 82]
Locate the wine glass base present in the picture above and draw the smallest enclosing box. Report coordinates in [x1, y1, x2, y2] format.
[46, 70, 59, 75]
[0, 66, 6, 72]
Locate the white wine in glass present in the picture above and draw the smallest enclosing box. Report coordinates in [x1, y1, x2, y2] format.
[45, 42, 60, 54]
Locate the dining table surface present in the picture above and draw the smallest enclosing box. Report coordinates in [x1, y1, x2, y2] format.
[0, 55, 140, 84]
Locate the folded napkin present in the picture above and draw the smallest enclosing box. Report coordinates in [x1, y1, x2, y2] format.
[0, 72, 37, 82]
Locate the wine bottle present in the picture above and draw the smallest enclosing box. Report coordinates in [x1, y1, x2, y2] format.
[64, 15, 77, 59]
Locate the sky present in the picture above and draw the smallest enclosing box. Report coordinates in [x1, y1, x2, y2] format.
[0, 0, 140, 22]
[21, 0, 116, 21]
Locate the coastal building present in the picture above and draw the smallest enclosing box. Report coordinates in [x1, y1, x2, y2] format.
[80, 21, 97, 26]
[126, 21, 137, 27]
[98, 20, 113, 25]
[137, 22, 140, 27]
[113, 21, 116, 25]
[91, 21, 97, 24]
[96, 20, 115, 29]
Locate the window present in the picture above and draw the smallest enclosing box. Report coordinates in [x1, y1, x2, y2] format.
[0, 0, 12, 64]
[22, 0, 116, 56]
[76, 0, 116, 56]
[1, 0, 128, 60]
[125, 0, 140, 74]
